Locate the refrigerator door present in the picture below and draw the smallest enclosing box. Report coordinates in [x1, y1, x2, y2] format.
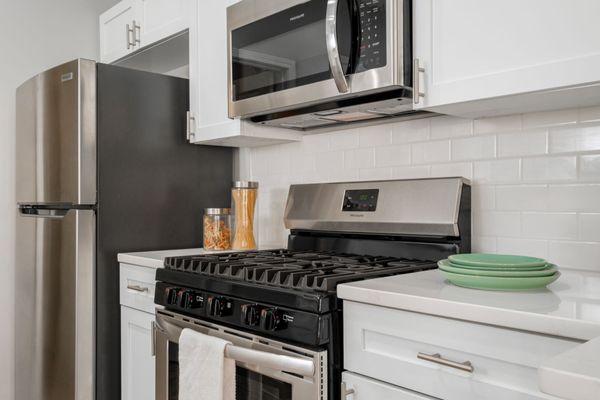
[16, 59, 97, 206]
[15, 208, 95, 400]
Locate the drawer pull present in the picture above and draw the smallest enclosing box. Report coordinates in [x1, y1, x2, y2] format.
[417, 352, 474, 373]
[341, 382, 355, 398]
[127, 284, 149, 293]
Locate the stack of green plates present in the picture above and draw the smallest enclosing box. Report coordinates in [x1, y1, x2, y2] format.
[438, 253, 560, 291]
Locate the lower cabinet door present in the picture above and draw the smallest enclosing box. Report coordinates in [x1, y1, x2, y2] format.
[342, 372, 438, 400]
[121, 306, 155, 400]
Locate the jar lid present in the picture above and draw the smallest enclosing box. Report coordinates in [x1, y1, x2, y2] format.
[205, 208, 231, 215]
[232, 181, 259, 189]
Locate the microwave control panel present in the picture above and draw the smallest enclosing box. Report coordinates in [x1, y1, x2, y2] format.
[357, 0, 387, 72]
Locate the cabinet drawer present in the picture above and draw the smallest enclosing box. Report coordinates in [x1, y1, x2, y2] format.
[119, 263, 157, 313]
[342, 372, 436, 400]
[344, 301, 582, 400]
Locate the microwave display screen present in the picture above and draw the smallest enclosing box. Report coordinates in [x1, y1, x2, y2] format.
[231, 0, 354, 101]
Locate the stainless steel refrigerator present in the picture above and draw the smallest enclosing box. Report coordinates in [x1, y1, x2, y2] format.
[15, 59, 233, 400]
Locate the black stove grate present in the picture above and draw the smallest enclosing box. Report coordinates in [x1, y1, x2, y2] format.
[163, 249, 435, 292]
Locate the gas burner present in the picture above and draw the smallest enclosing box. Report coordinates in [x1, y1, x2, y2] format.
[164, 250, 435, 292]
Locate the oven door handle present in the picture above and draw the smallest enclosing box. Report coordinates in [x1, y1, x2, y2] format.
[155, 317, 315, 377]
[326, 0, 350, 93]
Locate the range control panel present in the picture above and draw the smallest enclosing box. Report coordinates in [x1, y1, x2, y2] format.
[154, 282, 330, 346]
[342, 189, 379, 212]
[357, 0, 386, 71]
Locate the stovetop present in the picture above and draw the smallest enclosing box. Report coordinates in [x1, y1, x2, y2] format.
[163, 249, 435, 293]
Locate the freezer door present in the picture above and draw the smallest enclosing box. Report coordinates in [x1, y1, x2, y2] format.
[15, 208, 95, 400]
[16, 59, 97, 205]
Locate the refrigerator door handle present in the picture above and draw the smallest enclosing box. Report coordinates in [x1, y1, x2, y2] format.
[18, 206, 69, 218]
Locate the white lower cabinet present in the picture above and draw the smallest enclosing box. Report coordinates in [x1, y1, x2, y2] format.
[342, 372, 437, 400]
[121, 306, 155, 400]
[343, 301, 583, 400]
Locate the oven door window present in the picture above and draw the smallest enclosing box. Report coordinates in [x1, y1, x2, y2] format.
[167, 343, 292, 400]
[231, 0, 357, 101]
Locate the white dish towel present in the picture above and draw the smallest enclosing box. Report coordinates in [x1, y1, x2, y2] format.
[179, 328, 236, 400]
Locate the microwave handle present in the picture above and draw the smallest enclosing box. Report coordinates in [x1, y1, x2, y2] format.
[326, 0, 350, 93]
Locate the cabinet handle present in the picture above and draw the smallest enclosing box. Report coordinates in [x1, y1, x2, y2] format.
[151, 321, 156, 356]
[133, 20, 141, 45]
[413, 58, 426, 104]
[186, 111, 196, 141]
[417, 352, 474, 373]
[126, 23, 134, 49]
[127, 284, 149, 293]
[341, 382, 355, 398]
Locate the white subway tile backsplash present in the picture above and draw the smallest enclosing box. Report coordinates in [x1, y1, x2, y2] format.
[451, 135, 496, 161]
[430, 116, 473, 139]
[243, 107, 600, 272]
[374, 144, 411, 167]
[522, 156, 577, 182]
[579, 214, 600, 242]
[473, 115, 522, 135]
[522, 212, 578, 240]
[548, 241, 600, 271]
[495, 185, 548, 211]
[549, 125, 600, 154]
[496, 237, 548, 258]
[391, 165, 431, 179]
[547, 184, 600, 212]
[522, 108, 578, 129]
[344, 148, 375, 170]
[497, 130, 548, 157]
[473, 211, 521, 237]
[411, 140, 451, 164]
[391, 118, 430, 143]
[579, 154, 600, 180]
[359, 124, 392, 147]
[473, 159, 521, 183]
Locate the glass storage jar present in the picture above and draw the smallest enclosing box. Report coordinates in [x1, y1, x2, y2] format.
[231, 181, 258, 250]
[203, 208, 232, 251]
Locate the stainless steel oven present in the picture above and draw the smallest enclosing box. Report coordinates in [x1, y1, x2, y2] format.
[227, 0, 423, 130]
[154, 310, 328, 400]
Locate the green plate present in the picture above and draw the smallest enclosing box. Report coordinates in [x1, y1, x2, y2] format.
[440, 270, 560, 291]
[448, 260, 551, 271]
[439, 259, 557, 277]
[448, 253, 547, 269]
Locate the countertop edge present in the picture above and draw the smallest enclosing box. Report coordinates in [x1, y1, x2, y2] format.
[337, 284, 600, 341]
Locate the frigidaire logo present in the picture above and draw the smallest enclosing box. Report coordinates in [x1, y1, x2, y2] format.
[290, 13, 305, 21]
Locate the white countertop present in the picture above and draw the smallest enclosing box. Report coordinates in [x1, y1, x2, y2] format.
[118, 246, 280, 269]
[339, 269, 600, 340]
[339, 269, 600, 400]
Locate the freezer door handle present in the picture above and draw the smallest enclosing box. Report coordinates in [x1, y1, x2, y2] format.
[18, 206, 69, 218]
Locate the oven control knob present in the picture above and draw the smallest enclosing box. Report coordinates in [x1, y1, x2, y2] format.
[179, 291, 204, 309]
[207, 296, 233, 317]
[260, 308, 287, 331]
[165, 287, 180, 305]
[241, 304, 262, 326]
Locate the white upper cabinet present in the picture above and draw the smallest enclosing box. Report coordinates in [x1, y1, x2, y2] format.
[100, 0, 137, 63]
[187, 0, 302, 147]
[136, 0, 189, 47]
[414, 0, 600, 117]
[100, 0, 190, 64]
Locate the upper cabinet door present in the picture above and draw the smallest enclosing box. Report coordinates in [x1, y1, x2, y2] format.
[414, 0, 600, 114]
[135, 0, 190, 47]
[100, 0, 136, 63]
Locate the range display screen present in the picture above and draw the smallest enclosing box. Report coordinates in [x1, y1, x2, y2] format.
[342, 189, 379, 212]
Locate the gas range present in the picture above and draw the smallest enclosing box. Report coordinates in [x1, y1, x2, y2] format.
[153, 178, 471, 400]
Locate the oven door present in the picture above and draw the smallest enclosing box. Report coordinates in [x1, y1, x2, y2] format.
[154, 311, 328, 400]
[227, 0, 408, 119]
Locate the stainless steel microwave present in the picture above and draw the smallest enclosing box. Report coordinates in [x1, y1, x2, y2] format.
[227, 0, 426, 130]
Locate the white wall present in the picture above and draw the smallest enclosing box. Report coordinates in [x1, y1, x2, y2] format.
[0, 1, 117, 399]
[239, 107, 600, 272]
